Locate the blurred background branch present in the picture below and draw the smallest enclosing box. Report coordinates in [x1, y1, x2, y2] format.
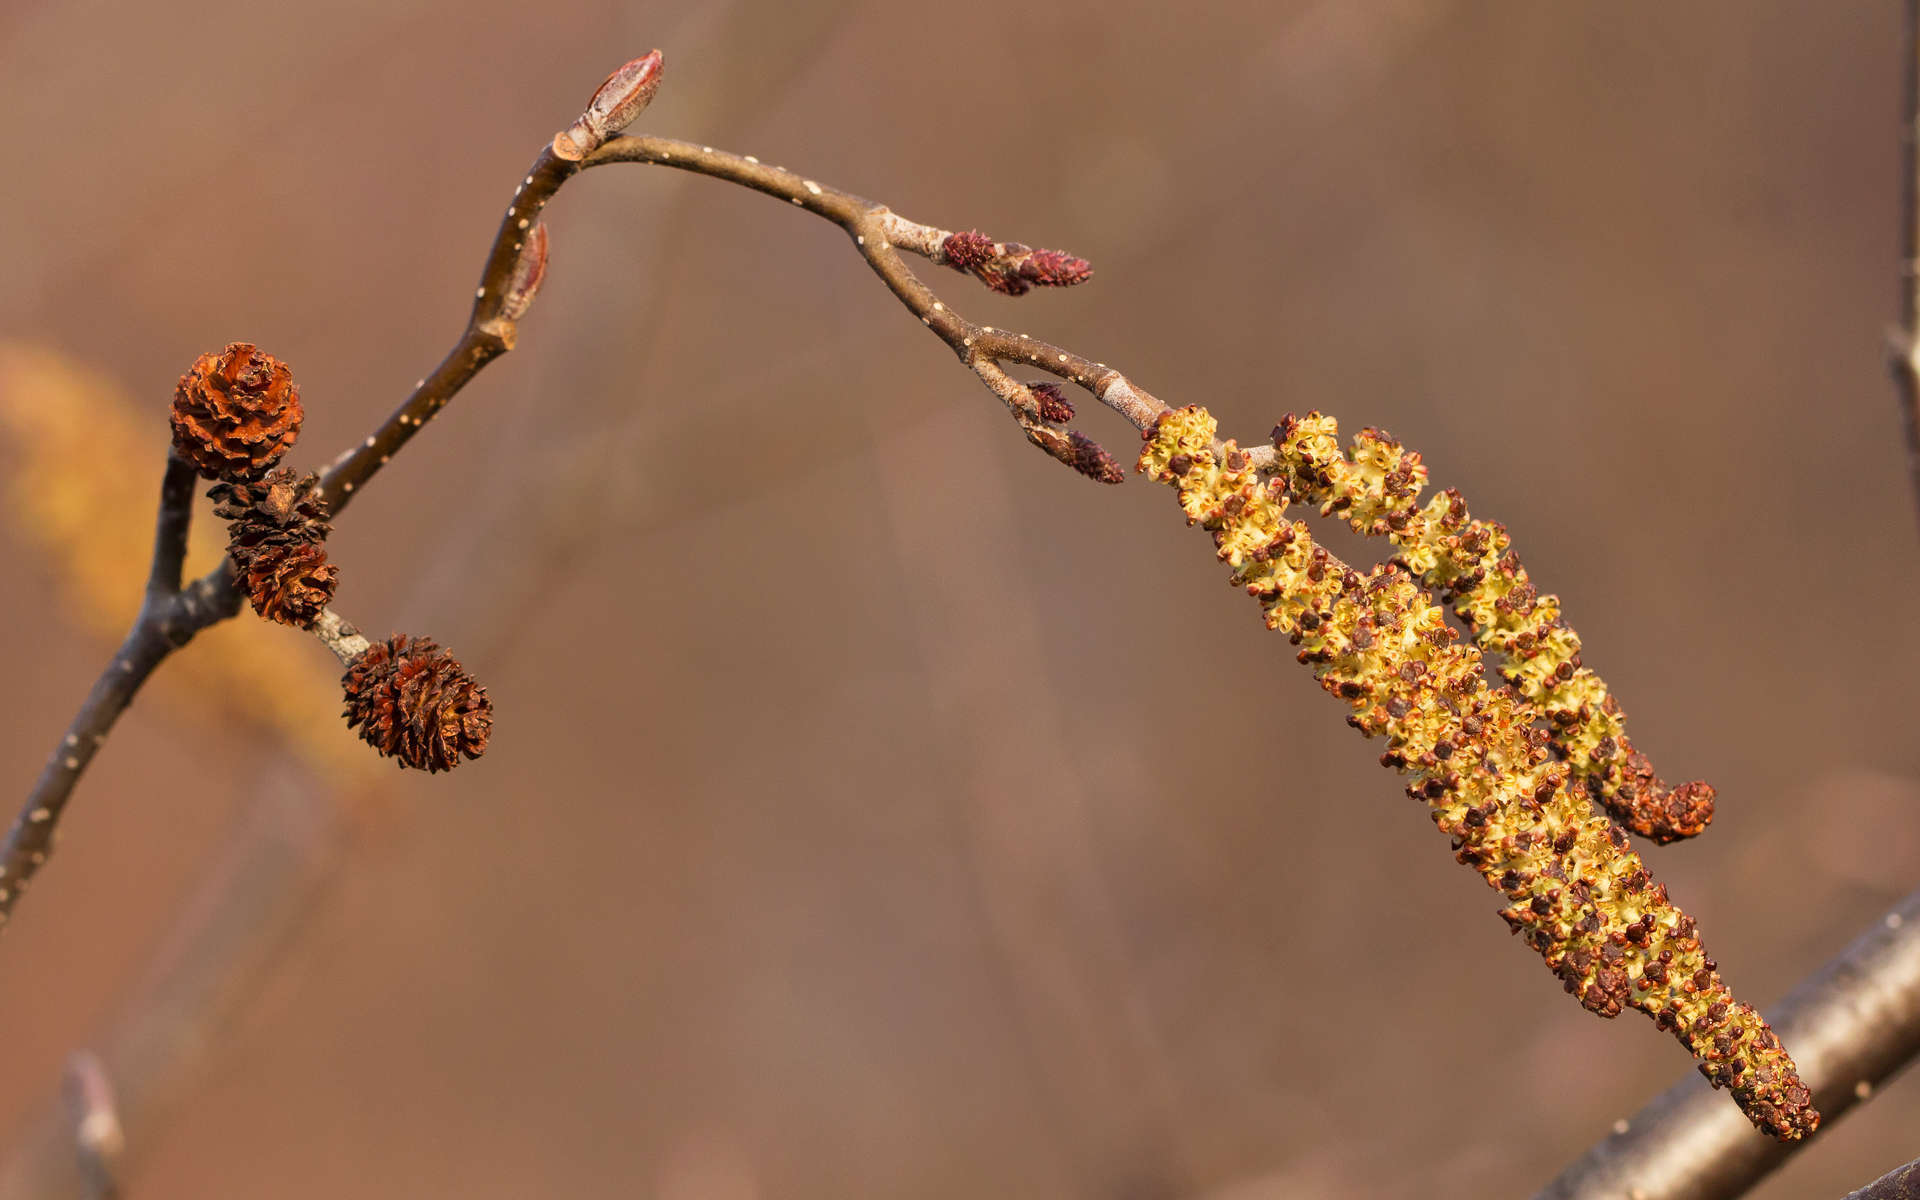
[1538, 889, 1920, 1199]
[1846, 1152, 1920, 1200]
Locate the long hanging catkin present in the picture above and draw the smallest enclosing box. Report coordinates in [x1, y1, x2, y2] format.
[1268, 412, 1713, 843]
[1139, 406, 1816, 1142]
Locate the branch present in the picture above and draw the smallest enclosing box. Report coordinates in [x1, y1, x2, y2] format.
[1892, 0, 1920, 537]
[1847, 1154, 1920, 1200]
[1535, 887, 1920, 1199]
[62, 1052, 123, 1200]
[0, 63, 607, 934]
[9, 38, 1916, 1190]
[142, 454, 195, 600]
[2, 49, 1145, 935]
[579, 136, 1166, 460]
[0, 454, 200, 929]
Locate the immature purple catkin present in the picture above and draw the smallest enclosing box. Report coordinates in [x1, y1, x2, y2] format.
[937, 230, 1093, 296]
[1139, 406, 1816, 1142]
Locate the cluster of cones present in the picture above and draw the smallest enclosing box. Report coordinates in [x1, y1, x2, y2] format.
[169, 343, 491, 773]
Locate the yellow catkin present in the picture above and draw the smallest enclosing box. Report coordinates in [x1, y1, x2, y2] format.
[1267, 412, 1713, 843]
[1141, 406, 1815, 1141]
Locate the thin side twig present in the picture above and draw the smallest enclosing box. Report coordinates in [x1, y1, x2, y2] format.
[0, 454, 200, 929]
[1535, 889, 1920, 1200]
[62, 1051, 123, 1200]
[580, 137, 1168, 441]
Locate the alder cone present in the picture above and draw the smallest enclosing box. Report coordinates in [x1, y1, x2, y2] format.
[342, 635, 493, 772]
[170, 343, 302, 481]
[210, 469, 336, 627]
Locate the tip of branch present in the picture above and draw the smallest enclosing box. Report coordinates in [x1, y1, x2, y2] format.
[939, 230, 1093, 296]
[63, 1051, 125, 1174]
[1020, 249, 1092, 289]
[556, 49, 666, 161]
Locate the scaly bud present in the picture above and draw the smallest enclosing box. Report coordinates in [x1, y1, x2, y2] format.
[500, 223, 550, 321]
[553, 50, 665, 161]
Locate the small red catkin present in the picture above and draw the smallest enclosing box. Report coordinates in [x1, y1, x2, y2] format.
[1066, 431, 1125, 484]
[1029, 382, 1075, 424]
[939, 230, 1093, 296]
[940, 230, 997, 273]
[1018, 248, 1093, 288]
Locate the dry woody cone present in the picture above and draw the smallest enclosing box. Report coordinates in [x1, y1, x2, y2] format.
[1139, 406, 1817, 1141]
[209, 469, 337, 628]
[169, 343, 303, 481]
[341, 635, 493, 772]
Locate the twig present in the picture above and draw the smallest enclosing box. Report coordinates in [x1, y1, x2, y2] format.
[0, 55, 1141, 936]
[0, 97, 577, 934]
[1534, 887, 1920, 1199]
[9, 39, 1920, 1193]
[0, 454, 200, 929]
[308, 609, 371, 667]
[0, 764, 341, 1200]
[580, 137, 1167, 443]
[314, 153, 565, 514]
[1893, 0, 1920, 537]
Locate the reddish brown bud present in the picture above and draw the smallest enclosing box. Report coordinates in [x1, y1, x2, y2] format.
[500, 223, 550, 321]
[1026, 425, 1123, 483]
[939, 230, 1093, 296]
[1066, 432, 1123, 483]
[169, 343, 302, 481]
[1018, 248, 1093, 288]
[1029, 381, 1075, 424]
[210, 469, 336, 627]
[940, 230, 996, 272]
[554, 50, 665, 161]
[341, 635, 493, 773]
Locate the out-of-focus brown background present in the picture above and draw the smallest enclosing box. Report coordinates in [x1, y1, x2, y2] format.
[1, 2, 1917, 1197]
